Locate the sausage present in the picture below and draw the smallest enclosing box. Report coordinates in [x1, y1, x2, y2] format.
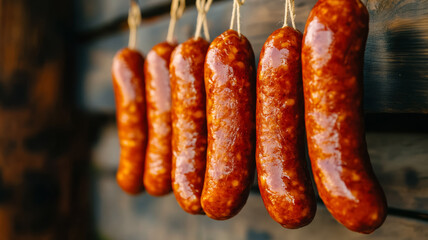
[256, 27, 316, 228]
[201, 29, 256, 220]
[112, 48, 147, 195]
[170, 37, 210, 214]
[302, 0, 387, 233]
[143, 42, 176, 196]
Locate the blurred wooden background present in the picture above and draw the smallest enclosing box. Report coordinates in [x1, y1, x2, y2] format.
[0, 0, 92, 239]
[1, 0, 428, 239]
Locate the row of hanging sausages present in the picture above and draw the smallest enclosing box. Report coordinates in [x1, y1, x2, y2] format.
[111, 0, 387, 234]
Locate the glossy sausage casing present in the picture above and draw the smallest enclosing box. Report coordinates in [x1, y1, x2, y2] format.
[201, 30, 256, 220]
[170, 37, 210, 214]
[256, 27, 316, 228]
[143, 42, 176, 196]
[302, 0, 387, 233]
[112, 48, 147, 195]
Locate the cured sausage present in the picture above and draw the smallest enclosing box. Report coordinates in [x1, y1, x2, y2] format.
[170, 37, 210, 214]
[143, 42, 176, 196]
[302, 0, 387, 233]
[201, 29, 256, 220]
[112, 48, 147, 195]
[256, 26, 316, 228]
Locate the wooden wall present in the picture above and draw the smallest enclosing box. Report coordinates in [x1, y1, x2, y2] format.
[91, 123, 428, 240]
[75, 0, 427, 239]
[0, 0, 91, 239]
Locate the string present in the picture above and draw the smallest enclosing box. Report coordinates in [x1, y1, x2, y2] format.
[166, 0, 186, 43]
[128, 0, 142, 49]
[283, 0, 288, 27]
[194, 0, 213, 40]
[283, 0, 296, 29]
[229, 0, 246, 37]
[288, 0, 296, 29]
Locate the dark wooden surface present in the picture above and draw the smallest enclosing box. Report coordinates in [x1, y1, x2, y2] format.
[0, 0, 91, 239]
[76, 0, 428, 113]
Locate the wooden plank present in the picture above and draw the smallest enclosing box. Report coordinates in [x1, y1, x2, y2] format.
[92, 123, 428, 214]
[76, 0, 428, 113]
[367, 133, 428, 213]
[74, 0, 171, 32]
[92, 174, 428, 240]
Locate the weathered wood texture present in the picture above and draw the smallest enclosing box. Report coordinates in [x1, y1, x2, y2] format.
[76, 0, 428, 113]
[0, 0, 91, 239]
[92, 173, 428, 240]
[368, 133, 428, 212]
[93, 123, 428, 215]
[74, 0, 170, 31]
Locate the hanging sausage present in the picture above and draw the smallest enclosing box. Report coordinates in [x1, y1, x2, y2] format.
[201, 0, 256, 220]
[143, 0, 185, 196]
[302, 0, 387, 233]
[256, 0, 316, 229]
[170, 0, 212, 214]
[112, 1, 147, 195]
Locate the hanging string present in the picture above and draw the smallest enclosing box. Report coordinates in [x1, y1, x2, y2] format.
[289, 0, 296, 29]
[229, 0, 246, 37]
[283, 0, 288, 27]
[128, 0, 142, 49]
[194, 0, 213, 41]
[166, 0, 186, 44]
[283, 0, 296, 29]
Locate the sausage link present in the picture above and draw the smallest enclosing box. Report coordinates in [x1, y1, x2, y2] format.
[201, 30, 256, 220]
[170, 37, 210, 214]
[256, 27, 316, 228]
[112, 48, 147, 195]
[302, 0, 387, 233]
[143, 42, 176, 196]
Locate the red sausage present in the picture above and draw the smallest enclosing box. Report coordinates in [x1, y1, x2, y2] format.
[201, 30, 256, 220]
[256, 27, 316, 228]
[143, 42, 176, 196]
[112, 48, 147, 195]
[170, 37, 210, 214]
[302, 0, 387, 233]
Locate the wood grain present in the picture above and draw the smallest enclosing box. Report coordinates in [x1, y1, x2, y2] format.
[93, 124, 428, 215]
[76, 0, 428, 113]
[92, 173, 428, 240]
[367, 133, 428, 213]
[74, 0, 171, 31]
